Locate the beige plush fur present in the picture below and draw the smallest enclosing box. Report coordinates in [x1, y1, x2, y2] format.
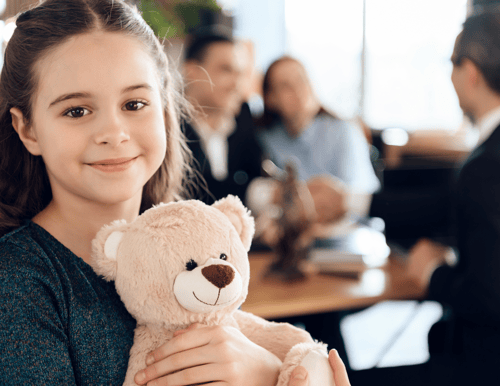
[90, 195, 333, 386]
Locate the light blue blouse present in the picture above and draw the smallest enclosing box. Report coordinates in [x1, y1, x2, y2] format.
[258, 114, 381, 194]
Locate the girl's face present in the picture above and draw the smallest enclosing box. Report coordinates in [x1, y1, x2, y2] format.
[266, 60, 315, 121]
[15, 31, 167, 208]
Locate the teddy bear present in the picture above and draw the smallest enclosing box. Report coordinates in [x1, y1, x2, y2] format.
[90, 195, 335, 386]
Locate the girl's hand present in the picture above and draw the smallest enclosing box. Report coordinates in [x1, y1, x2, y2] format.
[135, 323, 282, 386]
[288, 349, 351, 386]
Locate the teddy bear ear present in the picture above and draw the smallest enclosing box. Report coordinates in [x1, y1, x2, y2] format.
[213, 195, 255, 251]
[90, 219, 128, 281]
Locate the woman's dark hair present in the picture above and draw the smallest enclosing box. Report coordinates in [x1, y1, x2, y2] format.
[452, 10, 500, 93]
[257, 55, 337, 129]
[0, 0, 193, 236]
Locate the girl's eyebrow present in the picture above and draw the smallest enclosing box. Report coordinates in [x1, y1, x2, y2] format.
[48, 84, 153, 108]
[122, 83, 153, 93]
[49, 92, 91, 108]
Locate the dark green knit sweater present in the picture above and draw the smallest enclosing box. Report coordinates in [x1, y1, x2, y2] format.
[0, 221, 136, 385]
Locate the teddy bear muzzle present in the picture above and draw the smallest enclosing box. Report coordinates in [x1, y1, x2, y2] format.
[173, 258, 243, 313]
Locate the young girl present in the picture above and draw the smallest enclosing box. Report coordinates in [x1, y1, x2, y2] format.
[0, 1, 349, 385]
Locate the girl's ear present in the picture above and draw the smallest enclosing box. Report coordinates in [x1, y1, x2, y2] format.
[10, 107, 42, 156]
[90, 220, 129, 281]
[213, 195, 255, 251]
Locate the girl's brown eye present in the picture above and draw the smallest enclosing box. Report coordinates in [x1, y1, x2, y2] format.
[65, 107, 89, 118]
[71, 108, 85, 117]
[124, 101, 146, 111]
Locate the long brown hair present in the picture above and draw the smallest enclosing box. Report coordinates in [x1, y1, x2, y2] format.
[257, 55, 338, 129]
[0, 0, 193, 236]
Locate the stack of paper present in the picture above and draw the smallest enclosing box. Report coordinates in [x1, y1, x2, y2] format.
[308, 226, 390, 275]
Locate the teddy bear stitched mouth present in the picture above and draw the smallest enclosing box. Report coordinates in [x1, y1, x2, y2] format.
[192, 290, 239, 307]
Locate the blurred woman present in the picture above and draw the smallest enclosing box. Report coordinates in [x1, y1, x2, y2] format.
[258, 56, 380, 199]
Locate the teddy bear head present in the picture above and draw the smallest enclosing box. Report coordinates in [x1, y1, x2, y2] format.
[90, 195, 255, 328]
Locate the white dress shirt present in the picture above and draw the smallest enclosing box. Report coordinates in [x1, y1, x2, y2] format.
[476, 105, 500, 147]
[191, 115, 236, 181]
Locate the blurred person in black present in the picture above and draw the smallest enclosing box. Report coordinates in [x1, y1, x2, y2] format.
[182, 27, 263, 204]
[407, 10, 500, 385]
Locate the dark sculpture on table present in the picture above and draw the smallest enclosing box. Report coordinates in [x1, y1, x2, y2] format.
[264, 162, 317, 282]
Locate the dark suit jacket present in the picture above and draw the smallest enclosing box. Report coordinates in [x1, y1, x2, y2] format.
[429, 124, 500, 382]
[183, 103, 263, 204]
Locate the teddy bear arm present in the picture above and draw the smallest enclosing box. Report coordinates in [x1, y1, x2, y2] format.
[122, 326, 163, 386]
[276, 342, 335, 386]
[122, 343, 148, 386]
[233, 309, 314, 361]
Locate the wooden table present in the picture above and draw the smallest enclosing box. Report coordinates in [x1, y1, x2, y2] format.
[241, 252, 425, 320]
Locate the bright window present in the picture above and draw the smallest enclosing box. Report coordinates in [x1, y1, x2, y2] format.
[285, 0, 364, 123]
[284, 0, 468, 130]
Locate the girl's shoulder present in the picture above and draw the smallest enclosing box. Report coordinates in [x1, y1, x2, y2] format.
[0, 221, 81, 287]
[0, 222, 70, 319]
[0, 221, 111, 293]
[1, 221, 54, 263]
[1, 222, 40, 258]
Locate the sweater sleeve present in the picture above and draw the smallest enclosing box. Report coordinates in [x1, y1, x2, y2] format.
[0, 247, 77, 385]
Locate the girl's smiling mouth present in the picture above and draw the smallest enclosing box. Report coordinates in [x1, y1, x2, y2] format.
[87, 156, 138, 172]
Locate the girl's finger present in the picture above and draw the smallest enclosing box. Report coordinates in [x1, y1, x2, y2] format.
[329, 349, 351, 386]
[148, 324, 213, 364]
[161, 362, 225, 386]
[138, 342, 217, 384]
[289, 366, 309, 386]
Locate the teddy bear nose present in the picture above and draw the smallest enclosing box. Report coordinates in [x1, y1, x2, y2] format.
[202, 264, 235, 289]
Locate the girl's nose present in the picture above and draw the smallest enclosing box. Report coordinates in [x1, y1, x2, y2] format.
[94, 111, 130, 147]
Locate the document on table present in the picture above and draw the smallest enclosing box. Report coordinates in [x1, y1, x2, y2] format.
[308, 226, 390, 276]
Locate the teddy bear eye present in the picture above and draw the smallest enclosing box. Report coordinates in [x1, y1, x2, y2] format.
[220, 253, 227, 261]
[186, 259, 198, 271]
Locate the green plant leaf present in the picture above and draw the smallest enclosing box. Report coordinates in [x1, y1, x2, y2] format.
[138, 0, 222, 39]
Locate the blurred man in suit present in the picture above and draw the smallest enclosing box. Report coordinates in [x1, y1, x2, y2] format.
[408, 10, 500, 385]
[182, 27, 263, 204]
